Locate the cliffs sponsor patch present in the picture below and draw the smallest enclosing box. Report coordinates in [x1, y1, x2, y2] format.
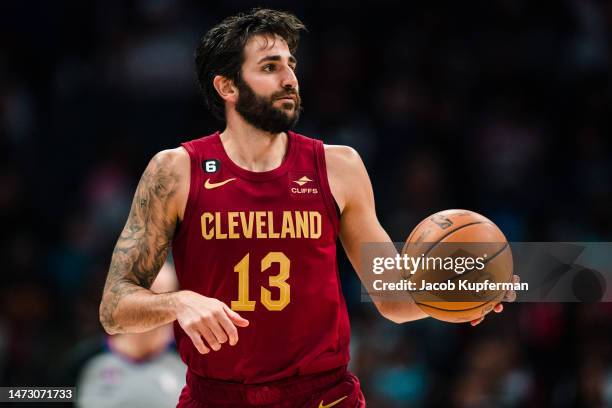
[289, 172, 319, 197]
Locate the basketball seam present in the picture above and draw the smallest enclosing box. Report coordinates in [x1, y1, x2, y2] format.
[413, 244, 513, 312]
[406, 217, 429, 244]
[409, 242, 509, 294]
[402, 221, 488, 264]
[415, 297, 501, 312]
[446, 242, 510, 283]
[421, 221, 487, 258]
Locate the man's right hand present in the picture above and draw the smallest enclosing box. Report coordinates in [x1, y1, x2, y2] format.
[174, 291, 249, 354]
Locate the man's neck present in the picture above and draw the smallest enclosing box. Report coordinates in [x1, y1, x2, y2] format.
[220, 120, 289, 172]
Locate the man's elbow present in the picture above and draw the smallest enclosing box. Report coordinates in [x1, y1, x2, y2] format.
[376, 300, 426, 324]
[99, 299, 121, 335]
[380, 307, 411, 324]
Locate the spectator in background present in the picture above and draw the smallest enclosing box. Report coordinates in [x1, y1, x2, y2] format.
[60, 262, 185, 408]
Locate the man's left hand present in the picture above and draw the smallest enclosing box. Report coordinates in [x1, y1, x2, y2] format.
[470, 274, 520, 326]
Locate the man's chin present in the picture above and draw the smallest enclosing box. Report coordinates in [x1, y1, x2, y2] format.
[271, 106, 298, 121]
[236, 106, 299, 134]
[277, 101, 297, 112]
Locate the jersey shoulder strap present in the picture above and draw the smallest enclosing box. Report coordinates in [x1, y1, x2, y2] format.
[291, 132, 340, 234]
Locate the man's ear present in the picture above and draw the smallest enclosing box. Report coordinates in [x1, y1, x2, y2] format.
[213, 75, 238, 103]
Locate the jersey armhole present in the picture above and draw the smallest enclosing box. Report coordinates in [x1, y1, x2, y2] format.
[314, 140, 340, 237]
[173, 142, 200, 244]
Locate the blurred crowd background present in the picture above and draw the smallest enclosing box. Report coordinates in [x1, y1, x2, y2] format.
[1, 0, 612, 406]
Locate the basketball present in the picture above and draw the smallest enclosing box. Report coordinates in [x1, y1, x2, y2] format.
[402, 209, 513, 323]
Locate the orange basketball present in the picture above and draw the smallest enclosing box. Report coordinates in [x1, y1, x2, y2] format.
[402, 209, 513, 323]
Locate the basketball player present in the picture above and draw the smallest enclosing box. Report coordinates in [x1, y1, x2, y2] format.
[99, 9, 517, 407]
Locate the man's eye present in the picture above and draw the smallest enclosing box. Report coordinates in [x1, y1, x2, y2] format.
[263, 64, 275, 72]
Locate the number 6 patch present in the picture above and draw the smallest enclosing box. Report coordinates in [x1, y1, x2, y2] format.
[202, 159, 220, 173]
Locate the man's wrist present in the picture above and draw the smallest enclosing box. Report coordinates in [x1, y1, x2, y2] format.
[167, 290, 187, 320]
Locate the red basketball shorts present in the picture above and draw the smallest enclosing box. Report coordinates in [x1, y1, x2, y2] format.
[176, 366, 366, 407]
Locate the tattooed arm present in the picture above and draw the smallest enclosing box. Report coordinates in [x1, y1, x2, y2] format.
[99, 148, 249, 353]
[99, 148, 188, 335]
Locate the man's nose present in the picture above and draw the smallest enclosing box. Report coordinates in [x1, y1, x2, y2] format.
[280, 66, 298, 89]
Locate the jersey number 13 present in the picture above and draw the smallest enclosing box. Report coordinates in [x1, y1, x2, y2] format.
[231, 252, 290, 312]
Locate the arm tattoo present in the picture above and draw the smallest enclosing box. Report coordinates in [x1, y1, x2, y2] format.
[100, 152, 180, 332]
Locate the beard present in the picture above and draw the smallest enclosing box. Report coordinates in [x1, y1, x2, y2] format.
[234, 77, 302, 134]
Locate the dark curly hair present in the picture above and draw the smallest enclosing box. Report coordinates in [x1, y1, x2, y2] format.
[195, 8, 306, 121]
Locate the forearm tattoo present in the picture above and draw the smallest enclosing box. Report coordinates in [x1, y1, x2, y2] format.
[100, 152, 179, 332]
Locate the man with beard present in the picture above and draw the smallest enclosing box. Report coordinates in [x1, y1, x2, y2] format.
[99, 8, 515, 407]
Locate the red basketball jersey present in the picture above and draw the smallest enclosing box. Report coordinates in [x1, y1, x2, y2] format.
[171, 131, 350, 384]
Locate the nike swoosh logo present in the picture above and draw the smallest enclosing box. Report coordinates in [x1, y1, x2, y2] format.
[318, 395, 347, 408]
[204, 178, 236, 189]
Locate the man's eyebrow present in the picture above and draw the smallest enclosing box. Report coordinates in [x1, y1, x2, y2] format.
[257, 55, 297, 64]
